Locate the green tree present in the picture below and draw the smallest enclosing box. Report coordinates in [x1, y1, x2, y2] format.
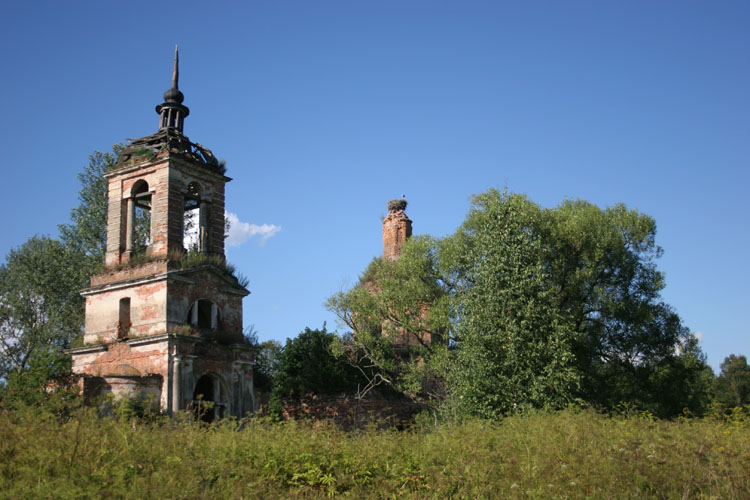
[0, 236, 89, 382]
[327, 236, 452, 404]
[58, 144, 155, 264]
[714, 354, 750, 409]
[635, 334, 714, 417]
[253, 340, 282, 394]
[272, 326, 363, 402]
[532, 198, 707, 413]
[58, 147, 121, 265]
[1, 346, 73, 407]
[330, 188, 708, 418]
[444, 190, 580, 417]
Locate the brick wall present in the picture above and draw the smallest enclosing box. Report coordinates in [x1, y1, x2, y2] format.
[279, 392, 423, 429]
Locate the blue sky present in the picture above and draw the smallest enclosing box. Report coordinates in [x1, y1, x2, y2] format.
[1, 1, 748, 371]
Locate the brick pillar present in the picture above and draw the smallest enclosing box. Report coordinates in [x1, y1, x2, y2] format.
[383, 199, 412, 261]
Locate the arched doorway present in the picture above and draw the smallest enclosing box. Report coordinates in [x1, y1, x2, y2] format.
[192, 373, 229, 422]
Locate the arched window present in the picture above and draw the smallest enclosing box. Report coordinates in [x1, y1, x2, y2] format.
[187, 299, 219, 330]
[183, 182, 202, 250]
[126, 180, 151, 254]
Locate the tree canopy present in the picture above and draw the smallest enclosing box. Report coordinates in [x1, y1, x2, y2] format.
[329, 188, 713, 418]
[714, 354, 750, 409]
[271, 326, 363, 401]
[445, 191, 580, 417]
[58, 147, 120, 266]
[0, 236, 88, 382]
[327, 236, 451, 403]
[1, 147, 121, 401]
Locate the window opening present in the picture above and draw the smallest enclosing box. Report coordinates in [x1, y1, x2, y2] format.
[118, 297, 131, 339]
[130, 180, 151, 253]
[183, 182, 202, 251]
[187, 299, 219, 330]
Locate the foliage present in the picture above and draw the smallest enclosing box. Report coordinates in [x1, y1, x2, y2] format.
[634, 334, 715, 417]
[106, 249, 249, 288]
[445, 191, 580, 417]
[329, 188, 711, 418]
[58, 146, 121, 266]
[1, 347, 74, 408]
[714, 354, 750, 409]
[1, 406, 749, 499]
[0, 236, 89, 383]
[532, 197, 704, 414]
[0, 149, 127, 397]
[271, 326, 363, 403]
[327, 236, 451, 404]
[253, 339, 282, 394]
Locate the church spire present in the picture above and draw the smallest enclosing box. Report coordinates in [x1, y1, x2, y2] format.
[156, 45, 190, 132]
[171, 45, 180, 91]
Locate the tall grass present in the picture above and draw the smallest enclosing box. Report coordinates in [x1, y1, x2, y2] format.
[1, 406, 748, 499]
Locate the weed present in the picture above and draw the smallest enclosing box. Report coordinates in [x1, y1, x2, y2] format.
[0, 407, 748, 499]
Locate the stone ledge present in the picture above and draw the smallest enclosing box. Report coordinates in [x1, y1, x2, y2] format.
[66, 344, 109, 355]
[90, 260, 170, 287]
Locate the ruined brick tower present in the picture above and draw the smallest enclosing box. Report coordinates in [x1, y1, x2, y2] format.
[383, 198, 412, 260]
[68, 48, 254, 419]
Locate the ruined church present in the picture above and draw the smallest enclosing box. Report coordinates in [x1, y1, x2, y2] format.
[68, 49, 255, 419]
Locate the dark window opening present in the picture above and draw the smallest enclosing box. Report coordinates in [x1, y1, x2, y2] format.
[187, 299, 218, 330]
[118, 297, 131, 339]
[192, 374, 227, 422]
[131, 180, 152, 253]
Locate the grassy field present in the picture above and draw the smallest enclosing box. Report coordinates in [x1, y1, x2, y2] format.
[1, 406, 749, 499]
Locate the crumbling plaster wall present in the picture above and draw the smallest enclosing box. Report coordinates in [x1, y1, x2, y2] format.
[84, 375, 163, 406]
[85, 268, 244, 345]
[72, 339, 171, 408]
[166, 270, 244, 337]
[72, 337, 256, 416]
[84, 279, 168, 344]
[182, 344, 255, 416]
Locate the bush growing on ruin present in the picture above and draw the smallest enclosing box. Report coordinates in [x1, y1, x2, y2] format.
[329, 188, 713, 418]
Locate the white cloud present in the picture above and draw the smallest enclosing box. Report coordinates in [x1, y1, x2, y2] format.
[225, 211, 281, 247]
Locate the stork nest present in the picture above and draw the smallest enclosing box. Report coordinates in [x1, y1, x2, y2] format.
[387, 199, 408, 212]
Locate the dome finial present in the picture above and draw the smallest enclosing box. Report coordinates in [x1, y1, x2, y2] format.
[156, 46, 189, 131]
[172, 45, 179, 91]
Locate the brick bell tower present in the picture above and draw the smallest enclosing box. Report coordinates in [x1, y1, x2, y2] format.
[382, 198, 412, 261]
[68, 48, 254, 419]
